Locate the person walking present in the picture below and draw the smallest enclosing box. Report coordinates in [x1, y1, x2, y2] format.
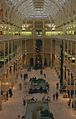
[56, 82, 59, 90]
[68, 99, 71, 108]
[56, 92, 59, 100]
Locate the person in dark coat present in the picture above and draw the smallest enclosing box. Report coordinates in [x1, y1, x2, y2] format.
[56, 92, 59, 100]
[6, 91, 8, 100]
[19, 83, 22, 90]
[18, 115, 21, 119]
[68, 99, 71, 108]
[8, 88, 13, 97]
[56, 82, 59, 89]
[53, 94, 55, 100]
[44, 73, 46, 78]
[21, 74, 22, 79]
[23, 98, 26, 106]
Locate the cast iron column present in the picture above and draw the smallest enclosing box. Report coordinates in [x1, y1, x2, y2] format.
[60, 40, 64, 90]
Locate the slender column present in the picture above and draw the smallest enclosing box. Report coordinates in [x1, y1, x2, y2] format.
[52, 40, 55, 67]
[4, 42, 6, 92]
[50, 39, 52, 67]
[66, 40, 70, 70]
[70, 41, 72, 55]
[20, 39, 22, 59]
[63, 40, 66, 80]
[25, 40, 26, 51]
[74, 43, 76, 102]
[69, 41, 72, 73]
[8, 40, 9, 63]
[66, 40, 70, 97]
[68, 41, 72, 98]
[66, 40, 69, 61]
[25, 40, 27, 68]
[11, 40, 14, 87]
[33, 21, 35, 67]
[75, 43, 76, 74]
[10, 40, 13, 61]
[60, 40, 64, 89]
[4, 42, 5, 69]
[42, 20, 45, 67]
[16, 40, 18, 72]
[7, 40, 10, 83]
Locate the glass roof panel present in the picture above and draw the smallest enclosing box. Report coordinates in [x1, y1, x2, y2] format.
[6, 0, 68, 19]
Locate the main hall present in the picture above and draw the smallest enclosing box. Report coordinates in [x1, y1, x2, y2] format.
[0, 0, 76, 119]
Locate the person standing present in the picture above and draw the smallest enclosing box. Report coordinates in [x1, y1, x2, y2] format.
[24, 74, 26, 81]
[44, 73, 46, 78]
[18, 115, 21, 119]
[23, 97, 26, 106]
[8, 88, 13, 97]
[6, 91, 8, 101]
[21, 74, 22, 79]
[40, 69, 43, 75]
[19, 83, 22, 90]
[53, 94, 55, 100]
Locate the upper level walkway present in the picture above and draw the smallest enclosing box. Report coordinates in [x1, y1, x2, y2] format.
[0, 67, 76, 119]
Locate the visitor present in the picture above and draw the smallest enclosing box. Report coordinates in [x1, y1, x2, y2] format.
[56, 82, 59, 90]
[23, 97, 26, 106]
[40, 69, 43, 75]
[23, 74, 26, 80]
[68, 99, 71, 108]
[53, 94, 55, 100]
[19, 83, 22, 90]
[22, 115, 25, 119]
[8, 88, 13, 97]
[44, 73, 46, 78]
[18, 115, 21, 119]
[6, 91, 8, 101]
[21, 74, 22, 79]
[56, 92, 59, 100]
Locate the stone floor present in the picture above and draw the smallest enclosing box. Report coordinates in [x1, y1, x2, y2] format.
[0, 67, 76, 119]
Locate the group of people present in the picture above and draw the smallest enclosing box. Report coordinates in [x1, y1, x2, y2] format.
[18, 72, 28, 91]
[20, 73, 28, 81]
[68, 98, 76, 109]
[2, 88, 13, 102]
[40, 69, 46, 78]
[53, 91, 59, 100]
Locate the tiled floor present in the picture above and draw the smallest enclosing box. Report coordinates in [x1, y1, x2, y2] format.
[0, 67, 76, 119]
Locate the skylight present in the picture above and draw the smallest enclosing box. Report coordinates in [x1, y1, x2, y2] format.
[7, 0, 68, 20]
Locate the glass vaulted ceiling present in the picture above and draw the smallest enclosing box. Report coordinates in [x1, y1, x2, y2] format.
[7, 0, 67, 19]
